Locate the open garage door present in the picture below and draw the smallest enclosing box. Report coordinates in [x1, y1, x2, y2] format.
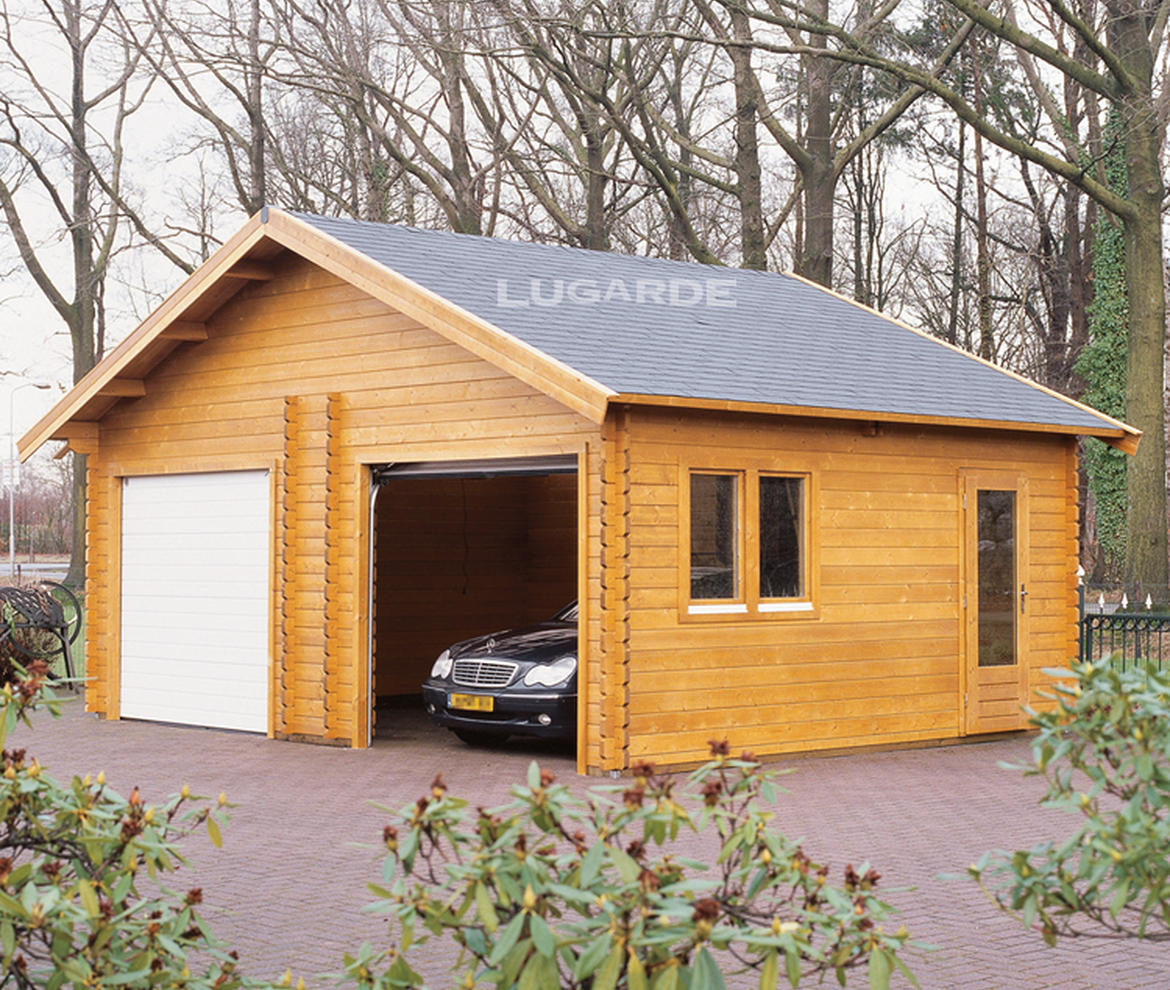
[370, 455, 579, 739]
[120, 471, 270, 732]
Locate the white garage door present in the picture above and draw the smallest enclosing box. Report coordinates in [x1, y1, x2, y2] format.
[120, 471, 270, 732]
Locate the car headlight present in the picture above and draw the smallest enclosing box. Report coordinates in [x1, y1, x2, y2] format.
[523, 654, 577, 688]
[431, 649, 453, 679]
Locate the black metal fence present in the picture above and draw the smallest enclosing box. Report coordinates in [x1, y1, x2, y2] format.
[1078, 585, 1170, 669]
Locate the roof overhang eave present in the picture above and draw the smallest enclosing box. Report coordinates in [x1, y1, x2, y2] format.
[20, 208, 617, 462]
[610, 392, 1142, 452]
[19, 213, 273, 461]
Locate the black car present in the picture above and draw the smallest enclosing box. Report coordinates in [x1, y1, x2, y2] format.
[421, 602, 577, 745]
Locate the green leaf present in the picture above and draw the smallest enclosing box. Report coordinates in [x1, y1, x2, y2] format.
[785, 945, 802, 988]
[868, 948, 892, 990]
[518, 951, 558, 990]
[527, 761, 541, 790]
[488, 911, 526, 966]
[592, 943, 624, 990]
[2, 702, 16, 747]
[1110, 878, 1131, 918]
[1, 920, 14, 958]
[464, 925, 487, 956]
[609, 843, 641, 884]
[580, 842, 605, 887]
[206, 815, 222, 848]
[628, 951, 648, 990]
[652, 963, 681, 990]
[476, 882, 500, 933]
[0, 888, 24, 915]
[1021, 893, 1037, 929]
[574, 933, 614, 980]
[891, 952, 921, 989]
[693, 946, 728, 990]
[530, 913, 556, 958]
[77, 878, 99, 918]
[758, 949, 779, 990]
[98, 967, 155, 985]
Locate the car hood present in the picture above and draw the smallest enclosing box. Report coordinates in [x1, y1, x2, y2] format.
[449, 621, 576, 665]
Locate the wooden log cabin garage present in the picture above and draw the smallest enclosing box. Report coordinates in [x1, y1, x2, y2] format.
[21, 208, 1138, 775]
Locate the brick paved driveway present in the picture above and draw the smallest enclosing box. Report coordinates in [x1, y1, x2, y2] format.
[13, 704, 1169, 989]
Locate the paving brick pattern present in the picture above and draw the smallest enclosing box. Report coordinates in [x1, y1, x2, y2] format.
[13, 705, 1170, 989]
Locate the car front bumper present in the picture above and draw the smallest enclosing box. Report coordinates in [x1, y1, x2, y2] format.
[420, 681, 576, 739]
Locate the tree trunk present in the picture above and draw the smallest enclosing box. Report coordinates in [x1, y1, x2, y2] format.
[971, 57, 993, 361]
[799, 159, 834, 288]
[797, 0, 833, 286]
[65, 1, 96, 591]
[947, 121, 965, 347]
[1106, 0, 1169, 597]
[729, 8, 766, 270]
[245, 0, 267, 213]
[1121, 196, 1168, 596]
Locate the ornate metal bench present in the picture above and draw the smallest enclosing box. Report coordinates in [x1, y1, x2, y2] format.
[0, 582, 81, 681]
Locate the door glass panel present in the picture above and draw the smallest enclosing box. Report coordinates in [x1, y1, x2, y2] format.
[977, 490, 1016, 667]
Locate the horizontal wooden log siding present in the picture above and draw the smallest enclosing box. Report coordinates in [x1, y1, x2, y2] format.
[620, 406, 1078, 767]
[374, 474, 577, 699]
[84, 254, 600, 759]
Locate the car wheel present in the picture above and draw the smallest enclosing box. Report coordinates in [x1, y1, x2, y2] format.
[453, 728, 504, 747]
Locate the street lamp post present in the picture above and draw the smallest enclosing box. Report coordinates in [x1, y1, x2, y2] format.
[8, 382, 51, 579]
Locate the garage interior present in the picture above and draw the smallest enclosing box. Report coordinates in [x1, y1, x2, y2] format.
[370, 456, 579, 738]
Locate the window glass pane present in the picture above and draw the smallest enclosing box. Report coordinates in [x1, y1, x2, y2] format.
[977, 490, 1016, 667]
[760, 476, 803, 598]
[690, 474, 737, 599]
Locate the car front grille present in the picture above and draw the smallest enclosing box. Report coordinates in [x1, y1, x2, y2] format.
[452, 659, 518, 688]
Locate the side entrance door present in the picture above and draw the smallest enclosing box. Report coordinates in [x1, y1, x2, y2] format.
[960, 471, 1029, 734]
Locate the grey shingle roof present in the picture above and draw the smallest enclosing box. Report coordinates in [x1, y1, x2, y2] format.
[289, 211, 1116, 433]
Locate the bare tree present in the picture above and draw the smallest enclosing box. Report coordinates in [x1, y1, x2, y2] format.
[732, 0, 1170, 596]
[0, 0, 187, 586]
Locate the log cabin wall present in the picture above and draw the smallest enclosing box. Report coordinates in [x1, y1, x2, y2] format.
[83, 252, 601, 754]
[619, 404, 1078, 768]
[372, 473, 578, 701]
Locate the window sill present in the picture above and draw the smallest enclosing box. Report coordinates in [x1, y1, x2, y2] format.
[685, 601, 818, 620]
[688, 602, 749, 615]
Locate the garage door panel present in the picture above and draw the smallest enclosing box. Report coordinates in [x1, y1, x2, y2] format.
[121, 543, 268, 567]
[120, 657, 267, 685]
[123, 505, 267, 527]
[120, 572, 269, 592]
[117, 593, 268, 620]
[118, 692, 267, 725]
[121, 632, 267, 660]
[121, 471, 270, 734]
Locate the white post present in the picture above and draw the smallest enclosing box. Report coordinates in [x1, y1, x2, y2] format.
[8, 382, 51, 579]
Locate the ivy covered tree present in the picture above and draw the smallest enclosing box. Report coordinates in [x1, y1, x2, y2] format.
[1076, 110, 1129, 580]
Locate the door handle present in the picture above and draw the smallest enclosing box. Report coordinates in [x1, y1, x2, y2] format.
[1020, 583, 1028, 614]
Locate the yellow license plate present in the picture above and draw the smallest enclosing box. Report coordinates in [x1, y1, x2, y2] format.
[450, 693, 494, 712]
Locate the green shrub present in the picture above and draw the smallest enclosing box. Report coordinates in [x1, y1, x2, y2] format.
[0, 658, 245, 989]
[0, 658, 918, 988]
[970, 659, 1170, 943]
[349, 744, 918, 989]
